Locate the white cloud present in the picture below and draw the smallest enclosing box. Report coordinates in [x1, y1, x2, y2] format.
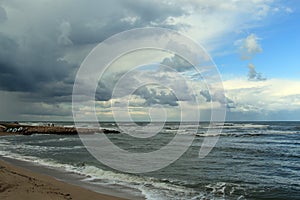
[170, 0, 279, 51]
[237, 33, 263, 60]
[247, 63, 266, 81]
[120, 16, 140, 25]
[284, 7, 293, 13]
[58, 20, 73, 46]
[224, 78, 300, 114]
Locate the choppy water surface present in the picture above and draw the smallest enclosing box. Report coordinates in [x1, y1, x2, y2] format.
[0, 121, 299, 200]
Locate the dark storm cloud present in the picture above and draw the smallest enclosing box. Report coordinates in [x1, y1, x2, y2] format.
[64, 0, 188, 45]
[123, 0, 186, 23]
[225, 97, 235, 109]
[0, 29, 75, 96]
[200, 90, 212, 102]
[95, 72, 180, 106]
[161, 55, 193, 72]
[0, 0, 191, 120]
[70, 16, 135, 45]
[134, 86, 178, 106]
[0, 6, 7, 22]
[95, 82, 113, 102]
[20, 103, 71, 117]
[0, 33, 18, 73]
[200, 90, 235, 109]
[0, 0, 189, 108]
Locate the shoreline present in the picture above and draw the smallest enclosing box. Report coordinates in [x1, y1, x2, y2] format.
[0, 126, 145, 200]
[0, 158, 129, 200]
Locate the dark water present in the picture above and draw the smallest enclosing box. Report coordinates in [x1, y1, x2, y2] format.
[0, 121, 299, 200]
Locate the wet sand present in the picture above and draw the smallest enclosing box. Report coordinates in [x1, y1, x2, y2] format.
[0, 159, 127, 200]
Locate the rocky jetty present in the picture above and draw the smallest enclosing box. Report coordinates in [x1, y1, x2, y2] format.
[0, 122, 120, 135]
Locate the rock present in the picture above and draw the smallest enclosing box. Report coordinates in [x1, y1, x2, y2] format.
[0, 125, 6, 132]
[103, 129, 120, 134]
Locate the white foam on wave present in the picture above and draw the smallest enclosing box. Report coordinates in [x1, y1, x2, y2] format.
[22, 137, 79, 145]
[0, 144, 200, 200]
[0, 149, 61, 168]
[2, 142, 84, 152]
[203, 123, 269, 129]
[58, 137, 78, 142]
[0, 134, 221, 199]
[240, 124, 269, 129]
[204, 182, 246, 200]
[0, 139, 10, 145]
[69, 165, 201, 200]
[19, 122, 45, 126]
[195, 128, 299, 137]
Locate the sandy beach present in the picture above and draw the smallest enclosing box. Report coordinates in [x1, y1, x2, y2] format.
[0, 159, 127, 200]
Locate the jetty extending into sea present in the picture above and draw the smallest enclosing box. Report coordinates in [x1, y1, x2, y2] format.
[0, 122, 120, 135]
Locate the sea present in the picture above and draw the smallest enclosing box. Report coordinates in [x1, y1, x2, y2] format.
[0, 121, 299, 200]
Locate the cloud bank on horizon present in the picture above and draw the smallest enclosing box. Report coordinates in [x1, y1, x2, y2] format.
[0, 0, 299, 121]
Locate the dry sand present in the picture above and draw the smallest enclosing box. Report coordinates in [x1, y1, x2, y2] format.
[0, 159, 127, 200]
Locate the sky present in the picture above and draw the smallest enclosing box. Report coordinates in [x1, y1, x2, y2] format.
[0, 0, 300, 121]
